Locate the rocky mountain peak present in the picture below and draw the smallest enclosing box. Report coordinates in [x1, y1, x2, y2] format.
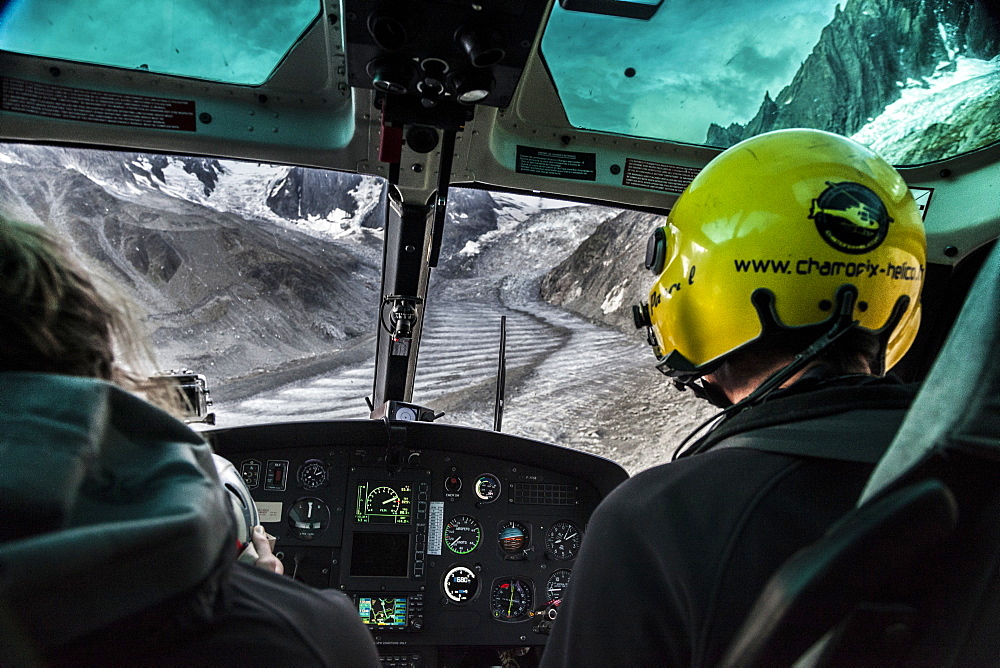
[706, 0, 1000, 148]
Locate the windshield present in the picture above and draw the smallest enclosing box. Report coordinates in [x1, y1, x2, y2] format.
[0, 143, 714, 474]
[0, 0, 320, 85]
[541, 0, 1000, 164]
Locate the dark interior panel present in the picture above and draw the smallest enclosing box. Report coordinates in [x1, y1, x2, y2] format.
[208, 419, 628, 664]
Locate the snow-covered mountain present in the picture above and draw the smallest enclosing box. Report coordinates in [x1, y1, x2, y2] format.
[706, 0, 1000, 163]
[0, 144, 599, 390]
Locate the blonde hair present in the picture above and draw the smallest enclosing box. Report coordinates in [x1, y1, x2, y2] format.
[0, 217, 181, 412]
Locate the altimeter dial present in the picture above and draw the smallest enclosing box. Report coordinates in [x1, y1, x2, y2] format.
[544, 520, 582, 560]
[443, 565, 479, 603]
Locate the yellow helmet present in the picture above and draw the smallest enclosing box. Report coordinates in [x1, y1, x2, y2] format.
[640, 129, 925, 379]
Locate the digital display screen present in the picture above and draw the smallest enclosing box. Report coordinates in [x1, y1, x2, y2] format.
[358, 596, 408, 627]
[350, 531, 410, 577]
[355, 481, 412, 524]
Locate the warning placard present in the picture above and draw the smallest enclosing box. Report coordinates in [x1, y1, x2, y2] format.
[516, 145, 596, 181]
[1, 76, 196, 131]
[623, 158, 700, 194]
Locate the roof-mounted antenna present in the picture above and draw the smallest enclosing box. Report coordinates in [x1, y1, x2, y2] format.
[493, 316, 507, 432]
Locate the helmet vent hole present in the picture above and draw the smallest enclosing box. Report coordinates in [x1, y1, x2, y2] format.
[818, 300, 832, 311]
[857, 301, 869, 312]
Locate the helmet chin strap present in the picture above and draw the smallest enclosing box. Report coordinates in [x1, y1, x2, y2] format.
[673, 377, 733, 409]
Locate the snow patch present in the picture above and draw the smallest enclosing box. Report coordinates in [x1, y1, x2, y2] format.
[601, 283, 627, 314]
[459, 240, 481, 256]
[852, 55, 1000, 162]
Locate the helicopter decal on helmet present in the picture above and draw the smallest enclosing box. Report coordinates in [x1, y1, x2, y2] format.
[809, 181, 892, 254]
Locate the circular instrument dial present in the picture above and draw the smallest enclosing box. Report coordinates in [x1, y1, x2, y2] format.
[444, 515, 482, 554]
[297, 459, 328, 490]
[546, 569, 572, 602]
[287, 497, 330, 540]
[474, 474, 501, 503]
[498, 520, 529, 554]
[545, 520, 582, 560]
[395, 406, 417, 421]
[491, 577, 533, 621]
[365, 485, 402, 516]
[443, 565, 479, 603]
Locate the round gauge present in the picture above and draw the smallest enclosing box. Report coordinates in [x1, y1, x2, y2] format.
[297, 459, 329, 490]
[443, 565, 479, 603]
[444, 515, 481, 554]
[474, 474, 501, 503]
[395, 406, 417, 421]
[491, 577, 534, 621]
[546, 569, 572, 602]
[545, 520, 582, 560]
[365, 485, 402, 516]
[498, 520, 528, 554]
[444, 474, 462, 493]
[287, 497, 330, 540]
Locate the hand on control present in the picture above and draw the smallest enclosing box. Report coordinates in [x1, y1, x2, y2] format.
[251, 524, 284, 574]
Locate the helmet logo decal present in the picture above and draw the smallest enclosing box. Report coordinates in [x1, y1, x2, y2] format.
[809, 181, 892, 255]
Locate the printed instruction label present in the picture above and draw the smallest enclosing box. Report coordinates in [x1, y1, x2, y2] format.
[255, 501, 284, 523]
[622, 158, 701, 194]
[1, 76, 196, 131]
[516, 145, 596, 181]
[427, 501, 445, 555]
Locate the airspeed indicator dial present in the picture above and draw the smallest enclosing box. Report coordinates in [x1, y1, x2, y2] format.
[444, 515, 481, 554]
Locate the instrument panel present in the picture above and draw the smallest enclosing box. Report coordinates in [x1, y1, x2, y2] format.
[208, 419, 627, 666]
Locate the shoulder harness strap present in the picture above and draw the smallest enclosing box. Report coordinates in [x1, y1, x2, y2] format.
[713, 407, 910, 464]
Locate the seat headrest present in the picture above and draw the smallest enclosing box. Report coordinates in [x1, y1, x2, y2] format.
[861, 242, 1000, 503]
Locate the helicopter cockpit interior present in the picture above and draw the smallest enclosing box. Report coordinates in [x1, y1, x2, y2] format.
[2, 0, 1000, 665]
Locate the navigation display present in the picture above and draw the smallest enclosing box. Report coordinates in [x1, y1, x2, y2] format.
[355, 481, 412, 524]
[358, 596, 408, 627]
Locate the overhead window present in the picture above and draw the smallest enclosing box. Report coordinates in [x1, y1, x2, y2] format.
[0, 0, 320, 85]
[541, 0, 1000, 165]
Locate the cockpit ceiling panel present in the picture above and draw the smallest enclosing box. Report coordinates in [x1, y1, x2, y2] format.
[0, 0, 321, 85]
[540, 0, 1000, 166]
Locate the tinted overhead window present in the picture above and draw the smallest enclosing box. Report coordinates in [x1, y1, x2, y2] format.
[542, 0, 1000, 165]
[0, 0, 320, 85]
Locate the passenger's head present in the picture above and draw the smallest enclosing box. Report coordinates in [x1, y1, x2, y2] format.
[0, 216, 167, 402]
[637, 129, 926, 391]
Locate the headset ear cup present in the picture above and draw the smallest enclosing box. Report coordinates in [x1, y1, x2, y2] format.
[645, 227, 667, 274]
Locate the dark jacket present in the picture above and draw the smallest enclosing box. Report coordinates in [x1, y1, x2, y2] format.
[0, 372, 379, 666]
[540, 378, 919, 667]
